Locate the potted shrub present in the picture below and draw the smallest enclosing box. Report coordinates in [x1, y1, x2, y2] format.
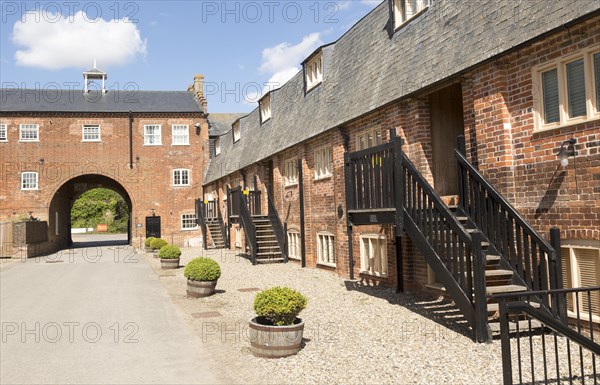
[249, 286, 307, 358]
[184, 258, 221, 298]
[149, 238, 168, 257]
[159, 244, 181, 270]
[144, 237, 156, 253]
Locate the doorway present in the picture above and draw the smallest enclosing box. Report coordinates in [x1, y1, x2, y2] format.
[429, 83, 465, 197]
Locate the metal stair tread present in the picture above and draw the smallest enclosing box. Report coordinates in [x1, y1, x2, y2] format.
[486, 284, 528, 295]
[487, 302, 541, 313]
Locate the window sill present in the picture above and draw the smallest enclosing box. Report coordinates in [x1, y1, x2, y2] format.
[314, 174, 333, 182]
[19, 140, 39, 143]
[181, 227, 199, 231]
[172, 185, 191, 188]
[21, 188, 39, 191]
[144, 143, 163, 146]
[360, 271, 389, 279]
[317, 262, 336, 268]
[82, 140, 101, 143]
[288, 256, 301, 261]
[172, 143, 190, 146]
[285, 182, 299, 188]
[534, 115, 600, 134]
[305, 81, 322, 94]
[260, 117, 271, 125]
[0, 140, 7, 143]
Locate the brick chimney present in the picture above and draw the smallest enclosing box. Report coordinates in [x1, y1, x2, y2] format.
[189, 74, 207, 112]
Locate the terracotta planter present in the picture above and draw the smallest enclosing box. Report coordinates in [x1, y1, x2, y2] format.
[186, 279, 217, 298]
[248, 317, 304, 358]
[160, 258, 180, 270]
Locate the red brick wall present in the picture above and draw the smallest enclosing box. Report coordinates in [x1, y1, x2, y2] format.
[0, 111, 208, 251]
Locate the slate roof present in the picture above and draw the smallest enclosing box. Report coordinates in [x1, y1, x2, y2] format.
[208, 113, 247, 137]
[0, 90, 204, 113]
[204, 0, 599, 185]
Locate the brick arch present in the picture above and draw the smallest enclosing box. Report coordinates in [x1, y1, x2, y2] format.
[47, 173, 136, 248]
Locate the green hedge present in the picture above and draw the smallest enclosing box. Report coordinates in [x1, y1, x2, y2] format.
[253, 287, 307, 326]
[144, 237, 156, 248]
[159, 245, 181, 259]
[149, 238, 168, 250]
[184, 258, 221, 282]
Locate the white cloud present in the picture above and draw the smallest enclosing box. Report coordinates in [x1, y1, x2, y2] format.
[336, 1, 353, 11]
[257, 32, 323, 92]
[12, 11, 147, 70]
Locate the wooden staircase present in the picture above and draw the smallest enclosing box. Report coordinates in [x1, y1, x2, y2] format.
[252, 216, 284, 264]
[206, 219, 226, 249]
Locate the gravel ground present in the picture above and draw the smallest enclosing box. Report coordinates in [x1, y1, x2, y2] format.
[141, 248, 600, 384]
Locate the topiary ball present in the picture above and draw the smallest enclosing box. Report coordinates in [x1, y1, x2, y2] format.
[158, 245, 181, 259]
[184, 258, 221, 282]
[144, 237, 156, 248]
[150, 238, 168, 251]
[253, 287, 307, 326]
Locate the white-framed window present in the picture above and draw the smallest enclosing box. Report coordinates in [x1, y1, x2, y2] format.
[215, 137, 221, 156]
[314, 146, 333, 180]
[288, 230, 301, 260]
[82, 124, 101, 142]
[562, 244, 600, 319]
[144, 124, 162, 145]
[21, 172, 38, 190]
[260, 93, 272, 123]
[172, 169, 190, 187]
[181, 213, 198, 230]
[356, 130, 383, 151]
[317, 232, 336, 266]
[233, 121, 241, 143]
[393, 0, 430, 29]
[0, 124, 7, 142]
[360, 234, 388, 277]
[305, 52, 323, 92]
[533, 48, 600, 131]
[19, 124, 39, 142]
[285, 158, 298, 186]
[172, 124, 189, 145]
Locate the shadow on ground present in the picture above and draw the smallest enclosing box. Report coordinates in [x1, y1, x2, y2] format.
[344, 281, 475, 340]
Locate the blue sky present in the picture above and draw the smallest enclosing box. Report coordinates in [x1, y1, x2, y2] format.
[0, 1, 381, 112]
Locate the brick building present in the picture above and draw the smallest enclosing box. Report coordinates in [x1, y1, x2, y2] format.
[0, 70, 209, 254]
[202, 0, 600, 336]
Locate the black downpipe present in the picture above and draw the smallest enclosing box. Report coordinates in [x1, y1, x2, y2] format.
[298, 158, 306, 268]
[129, 110, 134, 169]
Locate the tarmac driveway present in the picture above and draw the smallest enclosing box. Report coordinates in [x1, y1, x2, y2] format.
[0, 241, 218, 385]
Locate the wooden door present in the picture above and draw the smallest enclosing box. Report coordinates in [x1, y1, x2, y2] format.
[429, 83, 465, 196]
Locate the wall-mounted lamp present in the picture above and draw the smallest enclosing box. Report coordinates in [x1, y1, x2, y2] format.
[195, 123, 201, 135]
[558, 138, 576, 167]
[39, 158, 45, 166]
[151, 208, 155, 217]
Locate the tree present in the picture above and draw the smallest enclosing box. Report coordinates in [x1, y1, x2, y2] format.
[71, 188, 129, 233]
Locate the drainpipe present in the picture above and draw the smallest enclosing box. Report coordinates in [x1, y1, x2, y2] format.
[129, 110, 134, 169]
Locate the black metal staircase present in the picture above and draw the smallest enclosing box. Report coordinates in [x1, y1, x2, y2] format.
[196, 199, 228, 250]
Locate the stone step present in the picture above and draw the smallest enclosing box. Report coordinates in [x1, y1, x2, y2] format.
[256, 257, 285, 264]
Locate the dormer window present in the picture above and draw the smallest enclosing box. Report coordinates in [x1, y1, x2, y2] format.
[305, 52, 323, 92]
[393, 0, 430, 30]
[215, 137, 221, 156]
[233, 121, 241, 143]
[260, 94, 272, 123]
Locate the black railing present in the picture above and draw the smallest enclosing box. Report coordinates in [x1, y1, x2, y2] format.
[237, 192, 258, 265]
[228, 188, 262, 218]
[402, 152, 490, 342]
[215, 199, 229, 248]
[496, 287, 600, 385]
[205, 200, 217, 219]
[345, 141, 396, 211]
[195, 199, 208, 250]
[266, 186, 288, 262]
[456, 136, 565, 318]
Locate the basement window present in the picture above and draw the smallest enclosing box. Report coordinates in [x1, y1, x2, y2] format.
[393, 0, 430, 30]
[19, 124, 39, 142]
[288, 229, 301, 260]
[21, 172, 38, 190]
[360, 234, 388, 277]
[317, 232, 336, 267]
[533, 48, 600, 131]
[561, 244, 600, 319]
[260, 94, 272, 124]
[314, 146, 333, 180]
[305, 52, 323, 92]
[285, 158, 298, 186]
[181, 213, 198, 230]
